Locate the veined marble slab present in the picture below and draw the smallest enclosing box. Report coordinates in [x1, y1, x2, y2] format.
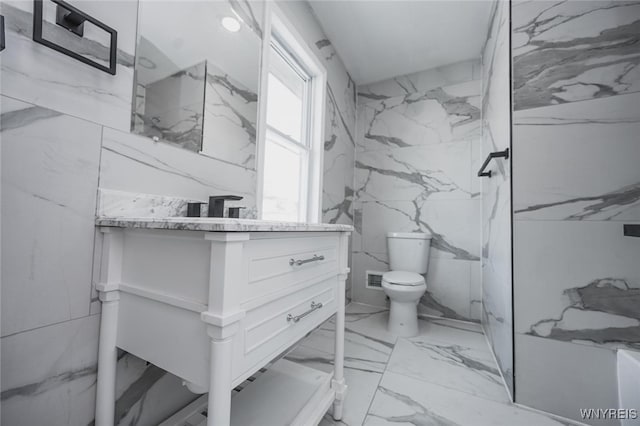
[512, 0, 640, 111]
[359, 199, 481, 261]
[513, 92, 640, 222]
[481, 0, 513, 398]
[386, 334, 508, 404]
[1, 96, 101, 337]
[96, 216, 353, 233]
[358, 80, 481, 152]
[514, 220, 640, 351]
[353, 58, 482, 324]
[0, 315, 100, 425]
[358, 59, 480, 104]
[365, 371, 575, 426]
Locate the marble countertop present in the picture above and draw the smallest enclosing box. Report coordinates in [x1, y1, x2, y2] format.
[96, 217, 353, 232]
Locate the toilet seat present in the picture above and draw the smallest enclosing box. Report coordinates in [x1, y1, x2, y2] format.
[382, 271, 425, 286]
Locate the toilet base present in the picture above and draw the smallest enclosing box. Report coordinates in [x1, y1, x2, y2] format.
[388, 300, 419, 337]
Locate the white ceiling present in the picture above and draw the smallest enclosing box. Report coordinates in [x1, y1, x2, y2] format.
[308, 1, 493, 85]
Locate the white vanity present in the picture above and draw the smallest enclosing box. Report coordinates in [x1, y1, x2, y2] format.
[93, 217, 352, 426]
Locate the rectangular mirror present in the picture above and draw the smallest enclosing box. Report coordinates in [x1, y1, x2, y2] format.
[132, 0, 263, 170]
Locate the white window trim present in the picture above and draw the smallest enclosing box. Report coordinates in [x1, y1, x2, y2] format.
[256, 1, 327, 223]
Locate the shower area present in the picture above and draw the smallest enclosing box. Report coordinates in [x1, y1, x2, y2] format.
[482, 1, 640, 423]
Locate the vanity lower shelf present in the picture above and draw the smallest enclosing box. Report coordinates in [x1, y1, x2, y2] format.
[160, 359, 335, 426]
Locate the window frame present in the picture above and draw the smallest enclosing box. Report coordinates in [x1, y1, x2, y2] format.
[256, 2, 327, 223]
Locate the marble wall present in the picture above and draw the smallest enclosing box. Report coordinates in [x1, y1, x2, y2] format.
[0, 0, 257, 424]
[481, 0, 513, 398]
[353, 60, 483, 323]
[0, 95, 200, 426]
[511, 1, 640, 424]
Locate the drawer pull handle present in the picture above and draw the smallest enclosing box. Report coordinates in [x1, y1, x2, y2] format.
[289, 254, 324, 266]
[287, 301, 323, 323]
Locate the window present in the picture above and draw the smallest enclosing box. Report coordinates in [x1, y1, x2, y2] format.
[258, 6, 326, 222]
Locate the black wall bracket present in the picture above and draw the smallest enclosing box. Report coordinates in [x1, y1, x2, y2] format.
[1, 15, 5, 52]
[623, 224, 640, 238]
[33, 0, 118, 75]
[55, 4, 85, 36]
[478, 148, 510, 178]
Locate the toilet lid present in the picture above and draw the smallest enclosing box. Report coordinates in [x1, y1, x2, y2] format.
[382, 271, 425, 286]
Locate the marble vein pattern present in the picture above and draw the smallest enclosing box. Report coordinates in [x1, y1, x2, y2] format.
[515, 220, 640, 352]
[0, 314, 197, 426]
[512, 0, 640, 111]
[358, 80, 481, 151]
[481, 0, 514, 398]
[364, 371, 578, 426]
[527, 278, 640, 349]
[202, 61, 258, 169]
[385, 324, 510, 404]
[353, 60, 482, 324]
[0, 0, 137, 131]
[358, 59, 481, 104]
[1, 96, 101, 337]
[96, 216, 354, 233]
[1, 315, 101, 425]
[134, 61, 206, 153]
[511, 7, 640, 420]
[288, 303, 576, 426]
[513, 92, 640, 222]
[97, 188, 252, 220]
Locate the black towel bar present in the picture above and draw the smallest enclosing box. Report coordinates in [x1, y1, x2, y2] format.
[477, 148, 509, 178]
[32, 0, 118, 75]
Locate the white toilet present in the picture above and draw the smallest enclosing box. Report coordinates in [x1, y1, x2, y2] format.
[382, 232, 432, 337]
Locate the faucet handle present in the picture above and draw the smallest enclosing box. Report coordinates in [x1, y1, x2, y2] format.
[228, 207, 245, 219]
[208, 195, 244, 218]
[186, 202, 206, 217]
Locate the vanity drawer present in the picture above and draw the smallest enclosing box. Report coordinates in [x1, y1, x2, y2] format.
[236, 275, 337, 381]
[243, 234, 340, 303]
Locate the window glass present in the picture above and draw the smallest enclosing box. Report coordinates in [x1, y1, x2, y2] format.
[262, 133, 305, 221]
[261, 33, 316, 222]
[265, 73, 303, 142]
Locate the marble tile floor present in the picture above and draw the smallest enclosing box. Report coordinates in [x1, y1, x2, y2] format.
[285, 303, 583, 426]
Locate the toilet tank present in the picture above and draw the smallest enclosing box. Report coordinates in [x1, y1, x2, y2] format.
[387, 232, 432, 274]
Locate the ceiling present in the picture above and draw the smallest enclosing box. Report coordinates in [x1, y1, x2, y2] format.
[308, 1, 493, 85]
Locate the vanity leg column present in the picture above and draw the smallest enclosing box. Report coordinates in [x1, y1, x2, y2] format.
[95, 289, 120, 426]
[332, 274, 347, 420]
[207, 335, 234, 426]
